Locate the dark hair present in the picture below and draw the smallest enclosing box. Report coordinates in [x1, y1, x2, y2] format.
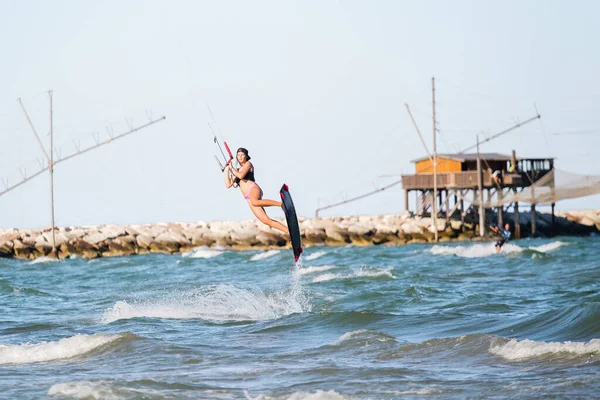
[237, 147, 251, 161]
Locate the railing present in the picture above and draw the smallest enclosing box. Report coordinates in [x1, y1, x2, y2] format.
[401, 169, 553, 190]
[401, 171, 484, 190]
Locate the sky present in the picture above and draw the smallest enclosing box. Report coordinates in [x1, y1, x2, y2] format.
[1, 0, 599, 229]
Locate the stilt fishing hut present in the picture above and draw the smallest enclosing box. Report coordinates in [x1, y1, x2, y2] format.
[401, 150, 555, 238]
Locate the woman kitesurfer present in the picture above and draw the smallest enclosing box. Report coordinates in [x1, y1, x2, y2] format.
[224, 148, 289, 235]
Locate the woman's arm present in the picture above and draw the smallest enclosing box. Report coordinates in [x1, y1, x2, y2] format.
[224, 164, 234, 188]
[230, 162, 252, 180]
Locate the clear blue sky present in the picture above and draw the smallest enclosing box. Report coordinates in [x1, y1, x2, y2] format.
[1, 0, 599, 229]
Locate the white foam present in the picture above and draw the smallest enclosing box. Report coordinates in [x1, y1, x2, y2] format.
[490, 338, 600, 361]
[295, 265, 338, 276]
[430, 243, 500, 258]
[430, 240, 567, 258]
[305, 251, 327, 261]
[529, 241, 567, 253]
[181, 246, 224, 259]
[244, 390, 349, 400]
[48, 381, 118, 400]
[48, 381, 165, 399]
[250, 250, 281, 261]
[102, 284, 308, 323]
[29, 256, 61, 264]
[312, 267, 394, 283]
[336, 329, 396, 345]
[0, 333, 125, 365]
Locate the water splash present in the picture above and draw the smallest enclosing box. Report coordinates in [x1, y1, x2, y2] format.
[430, 241, 567, 258]
[181, 246, 225, 259]
[48, 381, 119, 400]
[102, 283, 308, 323]
[0, 333, 128, 365]
[305, 251, 327, 261]
[244, 389, 350, 400]
[295, 265, 338, 276]
[490, 337, 600, 361]
[250, 250, 281, 261]
[312, 266, 394, 283]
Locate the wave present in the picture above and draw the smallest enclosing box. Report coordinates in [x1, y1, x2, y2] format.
[305, 251, 327, 261]
[312, 266, 395, 283]
[495, 303, 600, 342]
[48, 381, 119, 400]
[0, 279, 51, 296]
[181, 246, 225, 259]
[102, 284, 309, 323]
[335, 329, 397, 348]
[0, 333, 130, 365]
[29, 256, 61, 264]
[250, 250, 281, 261]
[430, 240, 567, 258]
[490, 337, 600, 361]
[295, 265, 338, 276]
[244, 389, 350, 400]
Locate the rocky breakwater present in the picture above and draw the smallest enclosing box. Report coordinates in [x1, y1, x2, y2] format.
[0, 210, 598, 260]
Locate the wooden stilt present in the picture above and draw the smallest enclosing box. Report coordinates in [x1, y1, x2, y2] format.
[531, 204, 536, 237]
[498, 188, 504, 228]
[551, 203, 556, 237]
[514, 190, 521, 239]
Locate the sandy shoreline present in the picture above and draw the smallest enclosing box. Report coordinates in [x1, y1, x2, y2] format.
[1, 210, 598, 260]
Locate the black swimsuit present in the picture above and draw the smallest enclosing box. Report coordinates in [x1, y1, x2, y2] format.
[234, 169, 255, 185]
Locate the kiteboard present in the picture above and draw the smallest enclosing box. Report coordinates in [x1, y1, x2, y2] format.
[280, 184, 303, 262]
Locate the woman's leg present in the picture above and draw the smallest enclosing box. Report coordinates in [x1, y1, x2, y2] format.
[249, 204, 289, 234]
[248, 185, 282, 208]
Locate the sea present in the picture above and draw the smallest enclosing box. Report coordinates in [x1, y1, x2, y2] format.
[1, 235, 599, 399]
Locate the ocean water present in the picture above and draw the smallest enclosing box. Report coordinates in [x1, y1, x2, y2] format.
[1, 236, 599, 399]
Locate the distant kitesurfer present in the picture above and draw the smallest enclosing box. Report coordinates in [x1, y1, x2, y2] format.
[224, 148, 289, 235]
[490, 223, 511, 253]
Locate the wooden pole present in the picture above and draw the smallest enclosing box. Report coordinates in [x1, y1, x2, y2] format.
[477, 135, 485, 237]
[460, 190, 465, 224]
[405, 189, 409, 212]
[531, 204, 537, 237]
[514, 188, 521, 239]
[498, 189, 504, 228]
[551, 203, 556, 237]
[432, 77, 438, 242]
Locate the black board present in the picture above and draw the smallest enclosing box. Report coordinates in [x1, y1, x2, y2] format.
[280, 183, 303, 262]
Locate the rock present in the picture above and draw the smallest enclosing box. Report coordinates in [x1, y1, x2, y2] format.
[63, 229, 86, 241]
[400, 222, 422, 234]
[71, 239, 99, 259]
[256, 232, 287, 246]
[42, 232, 69, 246]
[450, 220, 463, 231]
[114, 235, 137, 248]
[0, 231, 21, 242]
[136, 235, 154, 249]
[156, 230, 190, 246]
[99, 224, 128, 238]
[0, 240, 14, 257]
[149, 241, 177, 254]
[347, 222, 375, 237]
[303, 227, 327, 244]
[85, 231, 113, 245]
[324, 227, 349, 244]
[13, 239, 32, 259]
[102, 239, 136, 257]
[59, 242, 76, 259]
[34, 241, 53, 256]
